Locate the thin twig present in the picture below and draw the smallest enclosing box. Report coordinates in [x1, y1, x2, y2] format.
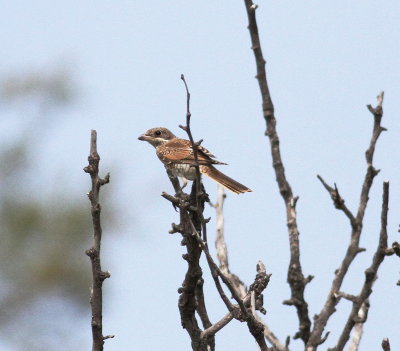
[83, 130, 111, 351]
[316, 176, 357, 229]
[191, 221, 246, 314]
[180, 74, 208, 244]
[201, 312, 235, 339]
[308, 93, 386, 351]
[243, 0, 311, 343]
[334, 291, 358, 303]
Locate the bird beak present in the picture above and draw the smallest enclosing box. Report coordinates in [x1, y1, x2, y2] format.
[138, 134, 148, 141]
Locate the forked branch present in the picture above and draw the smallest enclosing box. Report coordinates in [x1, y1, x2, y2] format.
[316, 176, 357, 229]
[333, 182, 390, 351]
[309, 92, 386, 350]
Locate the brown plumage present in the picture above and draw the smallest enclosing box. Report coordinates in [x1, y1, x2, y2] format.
[138, 127, 251, 194]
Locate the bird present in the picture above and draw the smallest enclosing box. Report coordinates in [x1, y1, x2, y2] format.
[138, 127, 252, 194]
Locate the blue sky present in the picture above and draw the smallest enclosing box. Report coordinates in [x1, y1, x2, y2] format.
[1, 1, 399, 350]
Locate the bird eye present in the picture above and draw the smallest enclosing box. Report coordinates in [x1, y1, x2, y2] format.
[155, 130, 161, 136]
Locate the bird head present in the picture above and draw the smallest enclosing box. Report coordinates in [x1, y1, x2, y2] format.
[138, 127, 176, 147]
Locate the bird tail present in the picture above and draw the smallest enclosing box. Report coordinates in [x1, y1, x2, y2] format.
[201, 165, 252, 194]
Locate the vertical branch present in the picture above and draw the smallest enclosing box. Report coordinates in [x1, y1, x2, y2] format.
[214, 185, 247, 297]
[83, 130, 112, 351]
[243, 0, 312, 343]
[357, 92, 385, 222]
[176, 197, 210, 351]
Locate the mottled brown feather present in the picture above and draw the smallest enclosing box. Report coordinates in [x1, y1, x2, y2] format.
[157, 138, 226, 165]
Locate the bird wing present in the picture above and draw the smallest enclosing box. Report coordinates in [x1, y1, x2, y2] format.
[159, 139, 226, 165]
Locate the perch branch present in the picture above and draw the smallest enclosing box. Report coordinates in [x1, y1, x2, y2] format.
[174, 185, 212, 351]
[168, 76, 274, 351]
[83, 130, 112, 351]
[179, 76, 251, 329]
[163, 76, 218, 351]
[243, 0, 311, 343]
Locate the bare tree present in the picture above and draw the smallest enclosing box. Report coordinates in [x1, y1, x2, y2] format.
[146, 2, 400, 351]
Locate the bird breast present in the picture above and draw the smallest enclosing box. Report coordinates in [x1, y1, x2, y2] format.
[171, 164, 198, 180]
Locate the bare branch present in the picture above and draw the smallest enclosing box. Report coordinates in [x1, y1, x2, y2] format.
[334, 182, 389, 351]
[307, 93, 386, 351]
[175, 191, 211, 351]
[334, 291, 359, 303]
[346, 301, 369, 351]
[192, 223, 246, 314]
[246, 261, 271, 314]
[180, 74, 210, 249]
[83, 130, 111, 351]
[215, 185, 247, 297]
[317, 176, 357, 229]
[243, 0, 311, 343]
[382, 338, 391, 351]
[365, 92, 386, 165]
[201, 312, 235, 339]
[357, 91, 385, 223]
[195, 277, 213, 333]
